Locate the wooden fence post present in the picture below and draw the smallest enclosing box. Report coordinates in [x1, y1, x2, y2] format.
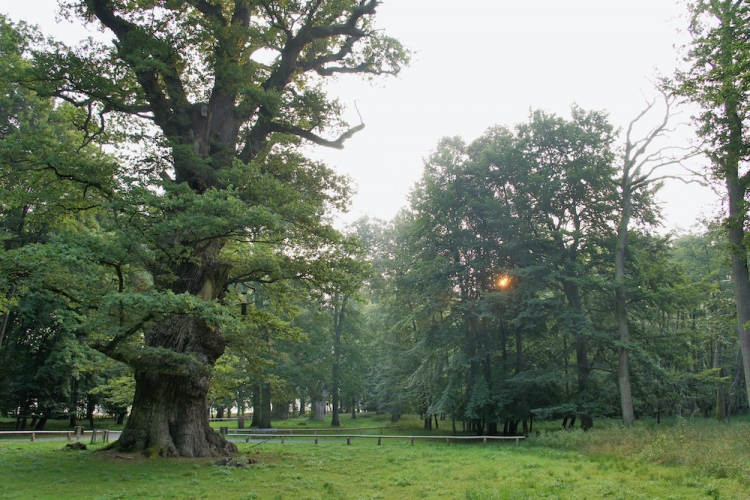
[410, 437, 414, 446]
[220, 426, 228, 436]
[377, 437, 381, 446]
[483, 437, 487, 447]
[90, 430, 97, 444]
[346, 436, 351, 445]
[67, 432, 72, 441]
[30, 433, 35, 442]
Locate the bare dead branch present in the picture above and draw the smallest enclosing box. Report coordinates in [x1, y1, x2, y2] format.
[269, 122, 365, 149]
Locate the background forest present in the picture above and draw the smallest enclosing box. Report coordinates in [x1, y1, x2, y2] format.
[1, 0, 750, 457]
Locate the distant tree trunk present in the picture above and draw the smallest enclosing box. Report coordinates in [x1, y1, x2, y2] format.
[331, 296, 347, 427]
[615, 185, 635, 426]
[715, 339, 726, 422]
[390, 412, 400, 423]
[0, 284, 16, 354]
[434, 414, 439, 429]
[68, 377, 78, 428]
[250, 386, 261, 427]
[487, 421, 497, 436]
[311, 390, 328, 421]
[299, 397, 305, 417]
[260, 384, 272, 428]
[34, 415, 48, 431]
[563, 282, 594, 429]
[452, 417, 456, 435]
[351, 399, 356, 420]
[656, 400, 661, 424]
[117, 412, 127, 425]
[86, 398, 96, 428]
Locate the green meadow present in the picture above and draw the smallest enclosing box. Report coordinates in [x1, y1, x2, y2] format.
[1, 416, 749, 499]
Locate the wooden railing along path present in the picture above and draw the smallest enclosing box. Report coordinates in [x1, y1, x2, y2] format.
[225, 430, 525, 447]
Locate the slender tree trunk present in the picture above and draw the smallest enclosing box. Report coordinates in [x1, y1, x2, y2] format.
[714, 339, 726, 422]
[331, 296, 347, 427]
[299, 396, 305, 417]
[615, 188, 635, 426]
[68, 377, 78, 428]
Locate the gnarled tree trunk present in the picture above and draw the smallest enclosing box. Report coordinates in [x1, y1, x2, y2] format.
[116, 315, 237, 457]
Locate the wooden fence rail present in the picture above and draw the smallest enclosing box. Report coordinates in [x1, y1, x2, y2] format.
[221, 426, 401, 435]
[0, 429, 120, 443]
[231, 432, 525, 447]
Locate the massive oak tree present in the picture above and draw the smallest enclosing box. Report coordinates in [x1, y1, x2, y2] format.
[29, 0, 407, 457]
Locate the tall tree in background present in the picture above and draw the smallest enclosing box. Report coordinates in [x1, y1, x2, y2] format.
[674, 0, 750, 407]
[613, 95, 698, 426]
[25, 1, 407, 457]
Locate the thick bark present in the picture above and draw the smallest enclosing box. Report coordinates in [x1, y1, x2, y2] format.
[117, 369, 235, 457]
[116, 315, 238, 456]
[615, 189, 635, 426]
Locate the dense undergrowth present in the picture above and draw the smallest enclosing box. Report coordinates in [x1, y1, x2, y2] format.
[527, 417, 750, 486]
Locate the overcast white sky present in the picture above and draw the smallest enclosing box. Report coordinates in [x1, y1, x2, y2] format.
[1, 0, 722, 232]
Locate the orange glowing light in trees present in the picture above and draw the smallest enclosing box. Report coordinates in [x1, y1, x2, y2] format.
[497, 275, 511, 290]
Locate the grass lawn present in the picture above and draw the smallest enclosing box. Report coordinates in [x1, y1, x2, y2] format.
[1, 416, 748, 499]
